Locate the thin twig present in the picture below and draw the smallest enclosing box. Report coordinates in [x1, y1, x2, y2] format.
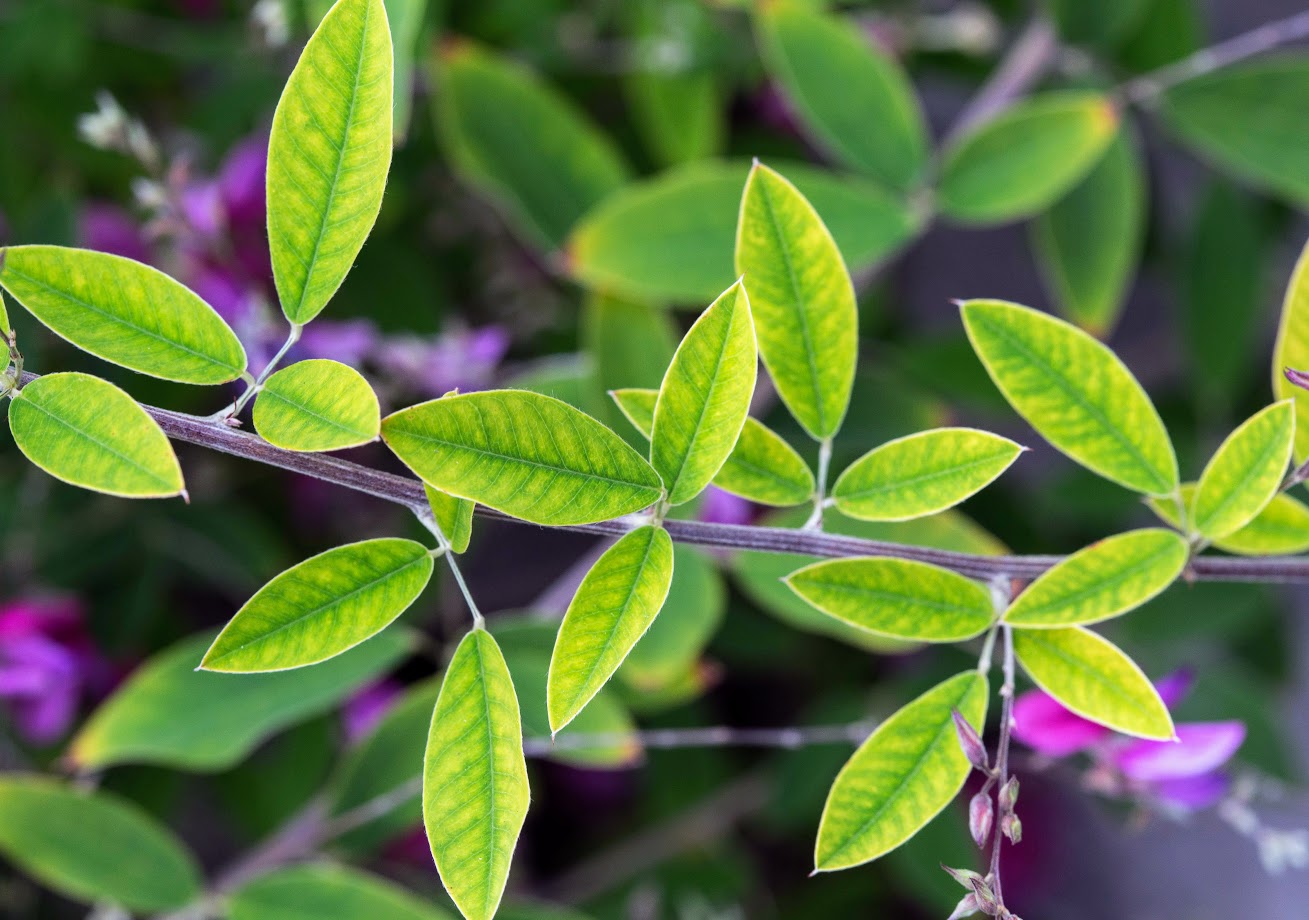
[946, 16, 1059, 143]
[988, 626, 1016, 907]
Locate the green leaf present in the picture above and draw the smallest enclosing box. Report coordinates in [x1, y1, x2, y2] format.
[0, 290, 11, 338]
[1275, 239, 1309, 464]
[0, 776, 201, 911]
[961, 299, 1178, 495]
[435, 41, 629, 250]
[382, 390, 664, 526]
[1049, 0, 1149, 47]
[756, 2, 926, 190]
[1192, 401, 1295, 540]
[0, 245, 246, 383]
[831, 427, 1022, 522]
[387, 0, 429, 143]
[1160, 56, 1309, 208]
[424, 629, 529, 920]
[735, 161, 857, 440]
[230, 865, 452, 920]
[1012, 626, 1174, 740]
[9, 372, 184, 498]
[1032, 127, 1145, 337]
[426, 484, 475, 553]
[253, 358, 381, 451]
[1004, 529, 1188, 628]
[814, 671, 988, 871]
[1150, 483, 1309, 556]
[567, 159, 921, 306]
[652, 280, 757, 504]
[612, 388, 814, 506]
[785, 557, 994, 642]
[619, 542, 726, 690]
[70, 629, 408, 771]
[548, 525, 674, 732]
[939, 92, 1119, 224]
[202, 538, 433, 672]
[268, 0, 393, 324]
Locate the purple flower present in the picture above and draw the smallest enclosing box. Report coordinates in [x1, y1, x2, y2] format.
[298, 319, 380, 368]
[1012, 671, 1245, 812]
[373, 326, 510, 397]
[79, 203, 151, 263]
[697, 486, 755, 526]
[0, 598, 106, 744]
[341, 679, 403, 745]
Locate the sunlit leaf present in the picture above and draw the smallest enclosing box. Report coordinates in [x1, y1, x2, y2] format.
[1192, 400, 1295, 540]
[9, 372, 183, 498]
[0, 245, 246, 383]
[1150, 484, 1309, 556]
[612, 388, 814, 506]
[1273, 237, 1309, 463]
[202, 538, 433, 672]
[435, 41, 629, 250]
[424, 629, 529, 920]
[0, 776, 201, 912]
[70, 629, 408, 771]
[567, 160, 920, 306]
[939, 92, 1118, 224]
[756, 2, 926, 190]
[814, 671, 988, 871]
[652, 280, 757, 504]
[736, 162, 857, 440]
[1004, 529, 1188, 628]
[426, 484, 475, 554]
[382, 390, 664, 526]
[831, 428, 1022, 521]
[548, 525, 674, 732]
[1012, 626, 1174, 740]
[1160, 56, 1309, 208]
[961, 299, 1178, 495]
[1032, 127, 1145, 336]
[229, 864, 452, 920]
[786, 557, 994, 642]
[268, 0, 393, 324]
[620, 542, 726, 689]
[253, 359, 381, 452]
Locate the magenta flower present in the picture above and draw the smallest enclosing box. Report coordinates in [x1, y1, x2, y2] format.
[373, 326, 510, 398]
[341, 679, 403, 745]
[0, 597, 106, 744]
[79, 203, 152, 263]
[1012, 670, 1245, 812]
[698, 486, 755, 527]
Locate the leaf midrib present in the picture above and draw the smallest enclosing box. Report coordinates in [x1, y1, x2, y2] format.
[1007, 541, 1180, 624]
[838, 449, 1013, 503]
[1195, 420, 1287, 535]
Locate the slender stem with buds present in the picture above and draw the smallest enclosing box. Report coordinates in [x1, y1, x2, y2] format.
[988, 626, 1016, 908]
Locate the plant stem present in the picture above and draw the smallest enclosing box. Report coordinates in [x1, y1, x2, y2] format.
[417, 511, 484, 629]
[946, 15, 1059, 143]
[989, 625, 1016, 907]
[804, 437, 833, 530]
[217, 323, 302, 421]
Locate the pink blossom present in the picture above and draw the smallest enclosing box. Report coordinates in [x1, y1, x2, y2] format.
[697, 486, 755, 526]
[0, 598, 107, 744]
[341, 679, 403, 745]
[79, 203, 151, 263]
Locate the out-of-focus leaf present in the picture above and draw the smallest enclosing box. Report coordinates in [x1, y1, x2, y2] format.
[1149, 484, 1309, 556]
[424, 629, 529, 920]
[9, 373, 184, 499]
[1115, 0, 1203, 73]
[253, 359, 381, 452]
[70, 629, 409, 771]
[268, 0, 393, 324]
[229, 864, 452, 920]
[1032, 127, 1145, 336]
[566, 160, 921, 306]
[1049, 0, 1149, 47]
[434, 41, 629, 250]
[620, 542, 726, 689]
[939, 93, 1118, 224]
[584, 292, 677, 443]
[756, 2, 926, 190]
[0, 776, 201, 912]
[962, 299, 1178, 495]
[1191, 401, 1295, 540]
[426, 485, 475, 553]
[814, 672, 988, 871]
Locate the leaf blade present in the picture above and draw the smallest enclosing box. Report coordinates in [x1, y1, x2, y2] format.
[229, 864, 452, 920]
[253, 358, 381, 452]
[1192, 400, 1295, 540]
[426, 485, 475, 554]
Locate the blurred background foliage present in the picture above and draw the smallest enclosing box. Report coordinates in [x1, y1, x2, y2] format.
[2, 0, 1309, 917]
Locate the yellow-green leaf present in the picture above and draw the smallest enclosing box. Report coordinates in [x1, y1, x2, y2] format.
[201, 538, 433, 672]
[268, 0, 393, 324]
[382, 390, 664, 526]
[612, 387, 814, 506]
[652, 280, 757, 505]
[1013, 626, 1174, 740]
[1004, 529, 1188, 628]
[424, 629, 529, 920]
[1150, 483, 1309, 556]
[547, 525, 674, 732]
[0, 245, 245, 383]
[1192, 400, 1295, 540]
[0, 776, 201, 912]
[10, 372, 183, 499]
[229, 864, 452, 920]
[1274, 237, 1309, 463]
[426, 484, 474, 554]
[736, 162, 857, 440]
[814, 671, 988, 871]
[435, 41, 628, 251]
[756, 1, 926, 190]
[961, 299, 1178, 495]
[785, 557, 994, 642]
[253, 358, 381, 452]
[831, 428, 1023, 521]
[939, 92, 1118, 225]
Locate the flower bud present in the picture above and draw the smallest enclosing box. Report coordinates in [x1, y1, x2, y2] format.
[1001, 813, 1023, 844]
[967, 876, 1000, 915]
[969, 791, 994, 848]
[1286, 367, 1309, 392]
[952, 708, 989, 773]
[946, 893, 981, 919]
[999, 776, 1020, 813]
[941, 864, 985, 889]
